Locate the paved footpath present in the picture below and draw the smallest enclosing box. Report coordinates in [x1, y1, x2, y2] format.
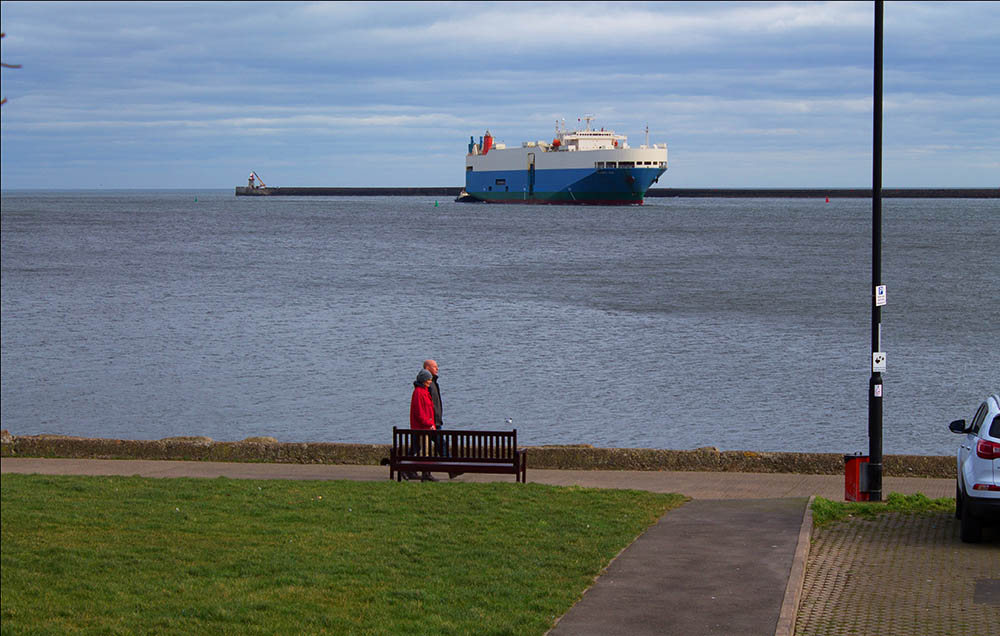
[0, 457, 953, 501]
[549, 497, 809, 636]
[0, 458, 963, 636]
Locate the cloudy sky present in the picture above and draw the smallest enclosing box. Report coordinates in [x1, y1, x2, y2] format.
[1, 1, 997, 189]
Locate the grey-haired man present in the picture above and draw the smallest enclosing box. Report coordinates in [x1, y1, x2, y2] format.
[423, 359, 461, 478]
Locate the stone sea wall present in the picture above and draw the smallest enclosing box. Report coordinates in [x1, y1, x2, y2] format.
[0, 431, 952, 478]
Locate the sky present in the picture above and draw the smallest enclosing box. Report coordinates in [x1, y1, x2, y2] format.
[1, 1, 998, 189]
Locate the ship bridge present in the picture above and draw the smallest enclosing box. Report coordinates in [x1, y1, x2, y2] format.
[553, 116, 627, 151]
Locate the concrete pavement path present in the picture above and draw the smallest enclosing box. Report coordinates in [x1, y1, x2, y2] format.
[548, 498, 808, 636]
[0, 457, 953, 500]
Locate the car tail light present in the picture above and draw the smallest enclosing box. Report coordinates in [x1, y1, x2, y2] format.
[976, 439, 1000, 460]
[972, 483, 1000, 491]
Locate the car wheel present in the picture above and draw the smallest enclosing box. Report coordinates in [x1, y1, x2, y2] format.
[960, 507, 982, 543]
[955, 483, 963, 520]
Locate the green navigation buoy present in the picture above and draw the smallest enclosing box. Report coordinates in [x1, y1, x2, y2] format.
[435, 201, 439, 207]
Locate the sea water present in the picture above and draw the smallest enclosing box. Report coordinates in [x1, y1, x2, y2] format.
[2, 190, 997, 455]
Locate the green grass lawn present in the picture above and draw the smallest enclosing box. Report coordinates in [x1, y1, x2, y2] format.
[810, 492, 953, 527]
[1, 474, 684, 635]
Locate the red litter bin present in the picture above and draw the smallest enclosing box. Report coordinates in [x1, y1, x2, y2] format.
[844, 453, 870, 502]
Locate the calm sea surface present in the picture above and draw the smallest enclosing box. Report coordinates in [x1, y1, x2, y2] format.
[2, 191, 997, 455]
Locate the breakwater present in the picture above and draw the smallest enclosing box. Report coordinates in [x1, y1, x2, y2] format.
[235, 186, 998, 198]
[0, 431, 952, 478]
[647, 187, 998, 198]
[235, 186, 461, 197]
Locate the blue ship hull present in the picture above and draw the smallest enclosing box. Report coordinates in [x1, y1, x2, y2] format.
[465, 166, 666, 204]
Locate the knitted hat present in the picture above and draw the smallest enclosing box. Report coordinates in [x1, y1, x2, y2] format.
[416, 369, 433, 383]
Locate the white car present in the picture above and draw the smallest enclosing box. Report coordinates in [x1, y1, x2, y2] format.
[949, 394, 1000, 543]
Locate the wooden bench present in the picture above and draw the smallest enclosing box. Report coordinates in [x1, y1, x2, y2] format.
[390, 427, 527, 483]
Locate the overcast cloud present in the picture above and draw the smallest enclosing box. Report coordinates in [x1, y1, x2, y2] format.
[1, 1, 998, 188]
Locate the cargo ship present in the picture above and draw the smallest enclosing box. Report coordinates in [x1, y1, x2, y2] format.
[460, 117, 668, 204]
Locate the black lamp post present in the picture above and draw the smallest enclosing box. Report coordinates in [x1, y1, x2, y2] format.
[868, 0, 884, 502]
